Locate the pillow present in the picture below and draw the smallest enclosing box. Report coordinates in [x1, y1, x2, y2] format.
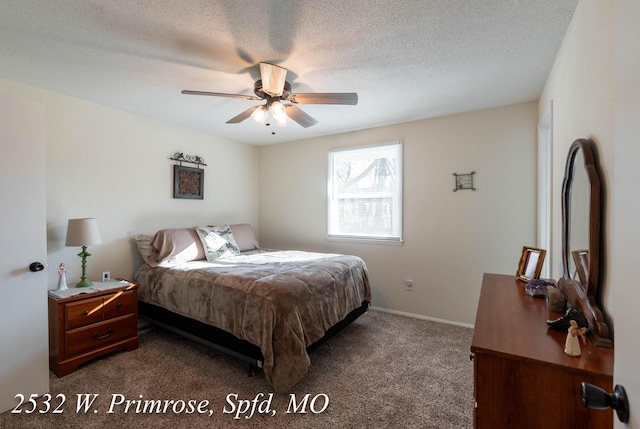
[134, 234, 154, 261]
[229, 223, 260, 251]
[147, 228, 205, 267]
[195, 225, 241, 261]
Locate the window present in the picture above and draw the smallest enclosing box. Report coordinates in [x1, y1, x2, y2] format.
[328, 142, 403, 243]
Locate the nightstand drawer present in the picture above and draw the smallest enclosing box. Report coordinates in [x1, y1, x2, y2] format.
[65, 295, 105, 329]
[103, 290, 136, 320]
[65, 314, 136, 357]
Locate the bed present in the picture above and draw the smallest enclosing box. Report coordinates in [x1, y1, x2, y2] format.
[134, 224, 371, 392]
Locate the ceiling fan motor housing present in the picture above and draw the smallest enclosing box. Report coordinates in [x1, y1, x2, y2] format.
[254, 80, 291, 101]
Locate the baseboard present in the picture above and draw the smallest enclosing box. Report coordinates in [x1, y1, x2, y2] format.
[369, 306, 474, 329]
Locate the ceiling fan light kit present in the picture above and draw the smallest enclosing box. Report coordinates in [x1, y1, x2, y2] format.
[270, 101, 288, 126]
[182, 62, 358, 129]
[251, 104, 268, 124]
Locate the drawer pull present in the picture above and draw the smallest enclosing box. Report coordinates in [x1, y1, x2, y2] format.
[93, 328, 113, 340]
[116, 302, 122, 308]
[82, 310, 89, 316]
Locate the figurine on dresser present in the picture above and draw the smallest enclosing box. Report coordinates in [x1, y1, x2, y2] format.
[564, 320, 588, 356]
[57, 263, 67, 291]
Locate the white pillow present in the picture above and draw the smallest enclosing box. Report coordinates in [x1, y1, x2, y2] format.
[195, 225, 241, 261]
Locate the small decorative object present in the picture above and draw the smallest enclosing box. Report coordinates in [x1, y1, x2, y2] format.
[516, 246, 547, 282]
[453, 171, 476, 191]
[65, 218, 102, 287]
[170, 152, 206, 200]
[169, 152, 207, 167]
[564, 319, 588, 356]
[546, 285, 567, 313]
[57, 263, 68, 291]
[547, 308, 589, 332]
[173, 165, 204, 199]
[525, 278, 555, 297]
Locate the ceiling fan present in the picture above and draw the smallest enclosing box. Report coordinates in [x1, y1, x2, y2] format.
[181, 63, 358, 128]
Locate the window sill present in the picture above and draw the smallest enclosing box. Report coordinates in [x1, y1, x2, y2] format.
[327, 235, 404, 246]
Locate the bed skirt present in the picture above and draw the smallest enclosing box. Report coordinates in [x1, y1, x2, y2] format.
[138, 300, 370, 370]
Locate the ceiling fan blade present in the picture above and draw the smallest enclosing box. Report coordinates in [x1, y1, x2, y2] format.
[287, 93, 358, 105]
[259, 63, 287, 97]
[226, 105, 261, 124]
[284, 104, 318, 128]
[181, 90, 261, 101]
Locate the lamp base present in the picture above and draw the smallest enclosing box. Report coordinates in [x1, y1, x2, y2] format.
[75, 279, 93, 288]
[76, 245, 92, 287]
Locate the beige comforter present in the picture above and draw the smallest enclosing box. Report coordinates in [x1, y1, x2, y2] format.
[136, 249, 371, 391]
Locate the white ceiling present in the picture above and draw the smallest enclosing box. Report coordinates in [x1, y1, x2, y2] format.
[0, 1, 578, 145]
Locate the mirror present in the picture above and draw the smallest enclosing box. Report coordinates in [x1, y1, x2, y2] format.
[559, 139, 612, 348]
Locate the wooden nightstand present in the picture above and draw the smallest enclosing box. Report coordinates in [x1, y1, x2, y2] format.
[48, 281, 139, 377]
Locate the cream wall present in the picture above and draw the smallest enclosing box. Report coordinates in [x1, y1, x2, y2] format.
[0, 77, 259, 289]
[259, 102, 538, 325]
[540, 1, 640, 425]
[538, 0, 614, 319]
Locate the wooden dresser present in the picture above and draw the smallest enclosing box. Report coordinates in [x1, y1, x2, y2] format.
[48, 282, 139, 377]
[471, 273, 613, 429]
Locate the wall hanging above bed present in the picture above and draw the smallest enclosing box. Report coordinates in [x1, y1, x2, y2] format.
[170, 152, 207, 200]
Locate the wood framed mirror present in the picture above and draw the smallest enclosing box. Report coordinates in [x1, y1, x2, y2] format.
[558, 139, 612, 348]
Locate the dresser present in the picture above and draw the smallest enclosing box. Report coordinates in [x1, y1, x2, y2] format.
[471, 273, 613, 429]
[48, 281, 139, 377]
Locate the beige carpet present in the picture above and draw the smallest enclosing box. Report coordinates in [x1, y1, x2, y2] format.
[1, 310, 473, 429]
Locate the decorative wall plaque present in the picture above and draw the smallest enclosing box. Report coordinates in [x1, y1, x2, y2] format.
[174, 165, 204, 199]
[453, 171, 476, 191]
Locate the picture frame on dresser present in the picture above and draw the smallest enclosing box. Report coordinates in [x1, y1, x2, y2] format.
[516, 246, 546, 282]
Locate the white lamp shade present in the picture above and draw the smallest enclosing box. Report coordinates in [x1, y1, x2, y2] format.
[251, 104, 268, 124]
[270, 101, 288, 126]
[65, 218, 102, 246]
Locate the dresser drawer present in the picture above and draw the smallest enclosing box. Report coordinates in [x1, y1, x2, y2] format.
[103, 290, 136, 320]
[65, 314, 136, 357]
[65, 295, 105, 330]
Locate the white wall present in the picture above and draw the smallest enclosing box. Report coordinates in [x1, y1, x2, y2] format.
[539, 1, 640, 425]
[259, 102, 538, 325]
[0, 77, 260, 288]
[538, 0, 614, 326]
[538, 0, 614, 285]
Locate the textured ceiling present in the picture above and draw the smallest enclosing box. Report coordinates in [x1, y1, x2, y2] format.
[0, 1, 578, 145]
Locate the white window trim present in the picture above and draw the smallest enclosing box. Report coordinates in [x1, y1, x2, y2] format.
[327, 141, 403, 245]
[538, 102, 552, 278]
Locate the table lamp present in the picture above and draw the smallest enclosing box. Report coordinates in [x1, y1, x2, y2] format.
[65, 218, 102, 287]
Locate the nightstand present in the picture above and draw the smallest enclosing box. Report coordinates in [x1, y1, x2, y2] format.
[48, 280, 139, 377]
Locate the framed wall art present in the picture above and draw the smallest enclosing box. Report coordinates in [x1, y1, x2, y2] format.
[453, 171, 476, 191]
[173, 165, 204, 199]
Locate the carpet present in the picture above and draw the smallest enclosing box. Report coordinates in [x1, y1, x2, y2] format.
[1, 310, 474, 428]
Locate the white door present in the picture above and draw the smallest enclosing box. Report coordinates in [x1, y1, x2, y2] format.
[614, 1, 640, 427]
[0, 91, 49, 413]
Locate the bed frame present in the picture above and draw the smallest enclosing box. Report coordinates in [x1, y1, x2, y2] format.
[138, 300, 370, 373]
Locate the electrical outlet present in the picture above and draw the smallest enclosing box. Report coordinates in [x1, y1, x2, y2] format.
[405, 279, 413, 291]
[102, 271, 110, 282]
